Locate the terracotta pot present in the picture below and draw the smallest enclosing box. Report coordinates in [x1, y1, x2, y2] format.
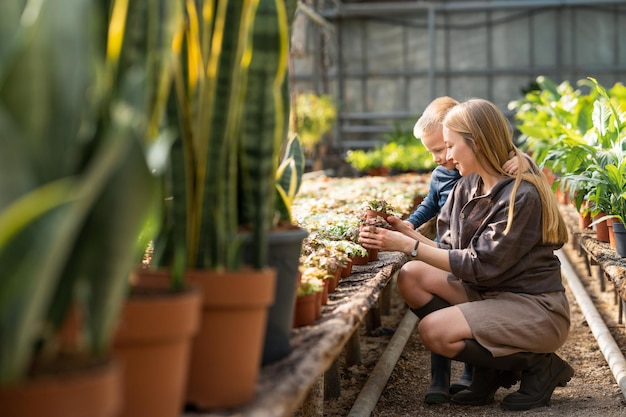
[315, 290, 323, 319]
[351, 253, 369, 265]
[578, 202, 592, 229]
[607, 217, 617, 249]
[114, 271, 201, 417]
[321, 277, 329, 305]
[368, 248, 379, 262]
[185, 267, 276, 410]
[341, 258, 353, 278]
[293, 293, 318, 327]
[0, 358, 121, 417]
[593, 213, 610, 243]
[555, 185, 569, 204]
[327, 268, 340, 293]
[366, 167, 389, 176]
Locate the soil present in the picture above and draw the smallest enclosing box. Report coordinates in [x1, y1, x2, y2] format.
[317, 238, 626, 416]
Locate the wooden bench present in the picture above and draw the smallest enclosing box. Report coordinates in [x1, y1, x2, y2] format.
[559, 204, 626, 324]
[579, 235, 626, 324]
[191, 250, 408, 417]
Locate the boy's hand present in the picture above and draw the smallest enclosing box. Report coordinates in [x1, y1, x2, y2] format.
[502, 157, 519, 175]
[402, 220, 416, 230]
[503, 151, 530, 175]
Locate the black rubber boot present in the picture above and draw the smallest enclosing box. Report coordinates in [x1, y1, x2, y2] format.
[451, 366, 500, 406]
[424, 353, 451, 404]
[452, 339, 573, 411]
[501, 353, 574, 411]
[449, 363, 473, 394]
[409, 295, 451, 319]
[450, 366, 520, 406]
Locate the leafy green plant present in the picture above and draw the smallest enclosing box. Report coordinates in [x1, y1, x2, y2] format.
[292, 92, 337, 154]
[344, 127, 435, 174]
[297, 268, 325, 296]
[325, 240, 368, 258]
[561, 78, 626, 224]
[301, 246, 349, 274]
[363, 199, 397, 216]
[510, 76, 626, 206]
[345, 148, 385, 173]
[508, 76, 596, 175]
[0, 0, 158, 383]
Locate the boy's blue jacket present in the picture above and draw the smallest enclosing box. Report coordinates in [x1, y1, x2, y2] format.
[406, 165, 461, 229]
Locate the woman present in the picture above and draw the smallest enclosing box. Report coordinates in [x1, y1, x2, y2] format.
[359, 98, 573, 411]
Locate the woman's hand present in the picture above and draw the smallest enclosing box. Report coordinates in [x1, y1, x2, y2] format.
[388, 216, 418, 237]
[359, 223, 415, 253]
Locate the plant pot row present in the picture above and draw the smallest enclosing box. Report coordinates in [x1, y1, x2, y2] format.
[294, 266, 345, 327]
[579, 210, 626, 258]
[0, 227, 309, 417]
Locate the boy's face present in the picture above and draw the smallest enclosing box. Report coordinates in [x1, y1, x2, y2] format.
[421, 128, 457, 170]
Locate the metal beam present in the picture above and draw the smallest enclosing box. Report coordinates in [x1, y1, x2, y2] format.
[321, 0, 626, 18]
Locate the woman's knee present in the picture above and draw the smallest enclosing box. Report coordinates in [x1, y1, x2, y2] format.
[397, 262, 427, 295]
[418, 308, 471, 356]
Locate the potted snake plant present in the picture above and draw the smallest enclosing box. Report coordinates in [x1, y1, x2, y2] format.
[0, 0, 157, 415]
[253, 133, 310, 365]
[147, 0, 300, 410]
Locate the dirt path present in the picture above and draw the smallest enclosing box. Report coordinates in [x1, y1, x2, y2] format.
[320, 239, 626, 416]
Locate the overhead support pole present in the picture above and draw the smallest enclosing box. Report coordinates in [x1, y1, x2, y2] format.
[320, 0, 626, 18]
[428, 4, 436, 101]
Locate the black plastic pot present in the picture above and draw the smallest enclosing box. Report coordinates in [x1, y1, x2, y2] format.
[243, 226, 309, 365]
[612, 222, 626, 258]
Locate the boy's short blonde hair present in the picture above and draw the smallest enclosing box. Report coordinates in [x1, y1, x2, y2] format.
[413, 96, 460, 139]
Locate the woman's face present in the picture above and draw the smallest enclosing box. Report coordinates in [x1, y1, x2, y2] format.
[443, 126, 479, 176]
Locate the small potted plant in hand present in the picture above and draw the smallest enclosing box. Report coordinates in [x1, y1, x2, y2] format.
[361, 200, 396, 261]
[363, 199, 397, 221]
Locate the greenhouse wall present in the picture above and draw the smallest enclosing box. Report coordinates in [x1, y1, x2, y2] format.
[290, 0, 626, 158]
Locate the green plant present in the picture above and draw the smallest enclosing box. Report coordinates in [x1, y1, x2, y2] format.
[152, 0, 298, 277]
[345, 134, 435, 174]
[301, 246, 349, 273]
[363, 199, 397, 216]
[325, 240, 368, 258]
[345, 148, 384, 172]
[559, 78, 626, 224]
[292, 92, 337, 154]
[296, 268, 325, 296]
[0, 0, 158, 383]
[510, 76, 626, 204]
[275, 134, 305, 224]
[508, 76, 597, 176]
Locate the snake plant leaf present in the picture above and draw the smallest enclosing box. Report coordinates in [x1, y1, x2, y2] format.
[275, 134, 304, 223]
[238, 0, 290, 268]
[0, 182, 78, 382]
[62, 132, 157, 354]
[0, 0, 162, 382]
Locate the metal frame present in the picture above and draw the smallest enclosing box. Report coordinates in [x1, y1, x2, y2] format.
[295, 0, 626, 151]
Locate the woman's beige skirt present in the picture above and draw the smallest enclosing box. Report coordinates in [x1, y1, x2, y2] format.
[458, 288, 571, 357]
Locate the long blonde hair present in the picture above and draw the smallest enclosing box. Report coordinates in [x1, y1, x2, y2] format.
[443, 98, 567, 244]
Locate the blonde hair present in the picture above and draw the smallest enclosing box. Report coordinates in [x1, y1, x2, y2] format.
[413, 96, 460, 139]
[443, 98, 568, 244]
